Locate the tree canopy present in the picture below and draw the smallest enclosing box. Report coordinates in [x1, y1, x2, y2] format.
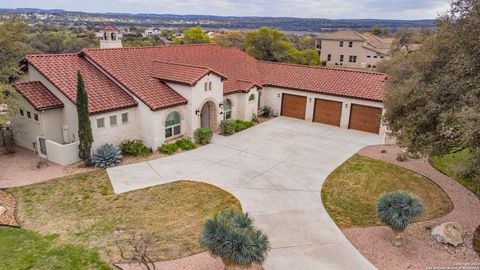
[174, 27, 211, 44]
[244, 27, 319, 65]
[0, 16, 27, 127]
[382, 0, 480, 185]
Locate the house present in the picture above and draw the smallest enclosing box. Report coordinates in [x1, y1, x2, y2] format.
[317, 30, 393, 68]
[96, 25, 123, 49]
[12, 44, 387, 165]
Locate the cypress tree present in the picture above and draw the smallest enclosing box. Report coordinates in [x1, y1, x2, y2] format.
[76, 71, 93, 165]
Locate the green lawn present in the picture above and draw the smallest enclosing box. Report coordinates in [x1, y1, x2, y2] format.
[322, 154, 452, 228]
[8, 170, 241, 265]
[0, 227, 110, 270]
[430, 149, 478, 195]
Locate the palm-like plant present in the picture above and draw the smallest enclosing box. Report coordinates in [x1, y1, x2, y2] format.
[376, 191, 423, 247]
[92, 143, 122, 168]
[200, 210, 270, 269]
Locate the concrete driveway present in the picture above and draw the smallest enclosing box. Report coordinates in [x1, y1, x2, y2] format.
[107, 117, 382, 269]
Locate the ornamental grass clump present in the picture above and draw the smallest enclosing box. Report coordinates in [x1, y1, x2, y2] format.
[376, 191, 423, 247]
[200, 210, 270, 269]
[92, 143, 122, 168]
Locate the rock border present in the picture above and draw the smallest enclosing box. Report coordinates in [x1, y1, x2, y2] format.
[0, 189, 20, 228]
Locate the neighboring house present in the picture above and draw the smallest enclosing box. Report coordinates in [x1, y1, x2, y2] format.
[12, 43, 387, 165]
[318, 30, 393, 68]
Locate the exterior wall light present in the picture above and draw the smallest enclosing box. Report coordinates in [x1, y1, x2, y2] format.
[345, 103, 349, 109]
[277, 93, 281, 98]
[308, 98, 312, 102]
[219, 103, 223, 109]
[195, 109, 200, 116]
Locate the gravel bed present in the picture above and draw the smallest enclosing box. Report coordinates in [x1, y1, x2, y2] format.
[0, 189, 19, 227]
[342, 144, 480, 270]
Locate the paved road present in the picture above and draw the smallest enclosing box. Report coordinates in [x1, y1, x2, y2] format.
[107, 117, 382, 269]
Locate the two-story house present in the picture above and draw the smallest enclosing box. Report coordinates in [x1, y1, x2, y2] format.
[318, 30, 393, 68]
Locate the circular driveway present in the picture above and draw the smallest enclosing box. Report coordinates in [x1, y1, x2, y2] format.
[108, 117, 383, 269]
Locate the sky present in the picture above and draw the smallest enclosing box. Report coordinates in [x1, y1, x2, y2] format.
[0, 0, 450, 19]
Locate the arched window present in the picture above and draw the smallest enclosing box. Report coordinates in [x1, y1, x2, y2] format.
[111, 32, 116, 40]
[165, 111, 181, 138]
[248, 94, 255, 101]
[103, 32, 107, 40]
[223, 99, 232, 119]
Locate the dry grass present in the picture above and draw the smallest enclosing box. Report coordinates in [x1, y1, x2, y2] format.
[9, 170, 241, 265]
[322, 154, 452, 228]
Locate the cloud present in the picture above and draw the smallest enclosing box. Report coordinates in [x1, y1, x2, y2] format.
[1, 0, 450, 19]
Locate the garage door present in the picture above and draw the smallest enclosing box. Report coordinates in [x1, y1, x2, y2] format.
[313, 99, 342, 127]
[348, 104, 382, 134]
[281, 94, 307, 120]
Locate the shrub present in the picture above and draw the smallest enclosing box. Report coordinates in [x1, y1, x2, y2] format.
[234, 120, 254, 132]
[195, 128, 213, 145]
[261, 106, 272, 117]
[376, 192, 423, 247]
[92, 144, 122, 168]
[175, 138, 196, 150]
[158, 143, 179, 155]
[252, 113, 259, 123]
[396, 153, 408, 162]
[120, 139, 150, 157]
[200, 210, 270, 269]
[220, 119, 236, 135]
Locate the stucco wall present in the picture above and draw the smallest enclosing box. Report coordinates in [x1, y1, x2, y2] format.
[11, 95, 42, 150]
[320, 40, 386, 68]
[28, 64, 79, 144]
[41, 108, 64, 143]
[167, 73, 224, 135]
[262, 86, 385, 134]
[90, 107, 139, 150]
[44, 140, 80, 166]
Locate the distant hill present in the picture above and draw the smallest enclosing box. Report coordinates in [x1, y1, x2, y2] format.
[0, 8, 435, 33]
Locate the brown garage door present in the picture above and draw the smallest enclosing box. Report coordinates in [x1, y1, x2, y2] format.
[313, 99, 342, 127]
[281, 94, 307, 120]
[348, 104, 382, 134]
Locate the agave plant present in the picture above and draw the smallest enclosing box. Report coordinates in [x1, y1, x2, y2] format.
[200, 210, 270, 269]
[376, 191, 423, 247]
[92, 143, 122, 168]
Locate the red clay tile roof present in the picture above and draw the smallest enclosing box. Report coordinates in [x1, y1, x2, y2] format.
[103, 25, 119, 31]
[151, 61, 227, 86]
[82, 44, 262, 110]
[13, 81, 64, 111]
[257, 61, 386, 101]
[21, 44, 385, 113]
[24, 53, 137, 114]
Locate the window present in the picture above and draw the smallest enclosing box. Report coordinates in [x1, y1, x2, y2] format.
[111, 32, 116, 40]
[248, 94, 255, 101]
[204, 82, 208, 91]
[19, 109, 24, 116]
[97, 118, 105, 128]
[223, 99, 232, 119]
[380, 56, 384, 59]
[339, 41, 344, 47]
[327, 54, 332, 61]
[121, 112, 129, 124]
[209, 81, 212, 90]
[339, 55, 344, 62]
[110, 115, 117, 126]
[27, 111, 31, 119]
[165, 111, 181, 138]
[367, 55, 371, 58]
[34, 113, 39, 121]
[348, 41, 353, 48]
[348, 55, 357, 63]
[374, 55, 378, 59]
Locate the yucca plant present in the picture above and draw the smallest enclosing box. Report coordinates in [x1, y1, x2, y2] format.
[376, 191, 423, 247]
[92, 143, 122, 168]
[200, 210, 270, 269]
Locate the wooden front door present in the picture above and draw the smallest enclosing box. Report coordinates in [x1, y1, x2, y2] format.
[348, 104, 382, 134]
[281, 94, 307, 120]
[201, 103, 211, 128]
[313, 99, 342, 127]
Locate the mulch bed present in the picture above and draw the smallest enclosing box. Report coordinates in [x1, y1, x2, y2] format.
[342, 144, 480, 270]
[0, 189, 20, 227]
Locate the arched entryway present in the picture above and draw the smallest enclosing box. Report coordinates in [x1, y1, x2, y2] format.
[200, 101, 217, 129]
